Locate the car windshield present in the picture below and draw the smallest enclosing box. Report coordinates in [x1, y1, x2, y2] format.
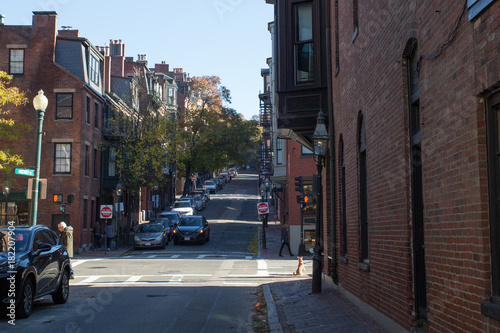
[179, 217, 203, 227]
[174, 201, 191, 208]
[205, 181, 215, 186]
[137, 224, 163, 233]
[151, 219, 171, 227]
[0, 229, 31, 253]
[162, 213, 180, 223]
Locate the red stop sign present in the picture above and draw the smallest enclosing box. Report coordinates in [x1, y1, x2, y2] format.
[192, 176, 197, 181]
[257, 202, 269, 214]
[100, 205, 113, 219]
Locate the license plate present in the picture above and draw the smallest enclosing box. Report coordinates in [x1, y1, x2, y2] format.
[145, 242, 151, 246]
[184, 237, 190, 241]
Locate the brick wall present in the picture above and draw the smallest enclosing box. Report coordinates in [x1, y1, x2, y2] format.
[329, 1, 500, 332]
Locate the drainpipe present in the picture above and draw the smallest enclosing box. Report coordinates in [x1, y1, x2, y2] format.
[326, 0, 338, 285]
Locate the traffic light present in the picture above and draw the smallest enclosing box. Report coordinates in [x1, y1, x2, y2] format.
[53, 194, 63, 203]
[303, 195, 311, 204]
[294, 176, 303, 193]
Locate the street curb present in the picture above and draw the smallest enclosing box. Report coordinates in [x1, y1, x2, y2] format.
[263, 284, 283, 332]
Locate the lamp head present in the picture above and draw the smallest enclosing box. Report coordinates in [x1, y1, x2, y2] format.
[2, 179, 11, 196]
[312, 110, 329, 157]
[116, 182, 124, 196]
[33, 90, 48, 111]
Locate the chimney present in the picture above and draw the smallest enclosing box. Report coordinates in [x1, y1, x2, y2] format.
[58, 27, 80, 38]
[33, 11, 57, 28]
[0, 14, 5, 25]
[137, 54, 148, 66]
[155, 61, 169, 74]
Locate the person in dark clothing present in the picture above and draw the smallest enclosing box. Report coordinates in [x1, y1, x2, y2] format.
[279, 223, 293, 256]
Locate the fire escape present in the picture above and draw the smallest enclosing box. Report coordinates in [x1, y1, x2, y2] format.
[259, 88, 273, 177]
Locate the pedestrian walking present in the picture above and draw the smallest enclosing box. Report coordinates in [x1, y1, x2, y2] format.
[58, 221, 75, 278]
[279, 222, 293, 256]
[93, 221, 101, 250]
[106, 221, 114, 251]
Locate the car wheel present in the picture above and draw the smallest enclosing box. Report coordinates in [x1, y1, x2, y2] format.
[17, 278, 34, 319]
[207, 232, 210, 241]
[52, 269, 70, 304]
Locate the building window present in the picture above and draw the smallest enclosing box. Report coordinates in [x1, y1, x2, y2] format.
[340, 138, 347, 257]
[294, 2, 314, 83]
[83, 199, 88, 229]
[352, 0, 359, 42]
[9, 49, 24, 75]
[276, 139, 283, 165]
[86, 97, 90, 124]
[90, 55, 100, 85]
[468, 0, 495, 21]
[109, 147, 117, 177]
[94, 102, 99, 128]
[54, 143, 71, 174]
[55, 93, 73, 119]
[301, 146, 313, 155]
[358, 115, 368, 262]
[90, 200, 95, 230]
[93, 148, 98, 178]
[85, 145, 89, 176]
[485, 92, 500, 313]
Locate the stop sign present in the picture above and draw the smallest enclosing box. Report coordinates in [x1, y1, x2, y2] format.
[257, 202, 269, 215]
[100, 205, 113, 219]
[192, 176, 197, 181]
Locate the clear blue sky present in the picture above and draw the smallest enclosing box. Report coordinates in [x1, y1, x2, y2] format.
[1, 1, 274, 120]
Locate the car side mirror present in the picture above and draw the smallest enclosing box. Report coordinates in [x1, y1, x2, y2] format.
[33, 242, 51, 256]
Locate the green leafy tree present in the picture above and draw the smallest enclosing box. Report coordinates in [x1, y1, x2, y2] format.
[175, 76, 260, 194]
[0, 71, 29, 173]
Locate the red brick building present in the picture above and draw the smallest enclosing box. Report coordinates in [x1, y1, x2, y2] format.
[0, 12, 105, 252]
[269, 0, 500, 332]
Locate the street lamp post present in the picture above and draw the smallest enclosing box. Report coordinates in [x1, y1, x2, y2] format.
[312, 110, 329, 294]
[115, 182, 124, 247]
[259, 182, 267, 249]
[3, 178, 11, 224]
[30, 90, 48, 226]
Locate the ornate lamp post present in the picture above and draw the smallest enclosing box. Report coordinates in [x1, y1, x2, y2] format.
[3, 178, 11, 224]
[311, 110, 329, 294]
[30, 90, 48, 226]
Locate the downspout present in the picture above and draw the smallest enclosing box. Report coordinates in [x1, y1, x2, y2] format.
[326, 0, 338, 284]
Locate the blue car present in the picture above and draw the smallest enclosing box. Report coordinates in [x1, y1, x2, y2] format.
[0, 225, 71, 318]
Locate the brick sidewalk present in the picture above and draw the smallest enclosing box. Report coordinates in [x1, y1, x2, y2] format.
[261, 218, 387, 333]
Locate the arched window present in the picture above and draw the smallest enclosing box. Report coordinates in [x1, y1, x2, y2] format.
[339, 137, 347, 257]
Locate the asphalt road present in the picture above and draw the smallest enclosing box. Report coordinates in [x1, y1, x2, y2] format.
[0, 172, 305, 333]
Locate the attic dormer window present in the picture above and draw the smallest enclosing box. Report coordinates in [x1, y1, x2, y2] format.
[295, 2, 314, 83]
[90, 55, 100, 85]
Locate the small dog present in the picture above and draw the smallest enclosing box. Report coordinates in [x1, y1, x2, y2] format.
[293, 256, 306, 275]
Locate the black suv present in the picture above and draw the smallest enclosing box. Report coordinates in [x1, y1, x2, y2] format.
[0, 224, 71, 318]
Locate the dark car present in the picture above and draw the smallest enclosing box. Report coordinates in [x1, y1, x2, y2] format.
[172, 216, 210, 245]
[159, 211, 182, 226]
[133, 223, 168, 250]
[149, 218, 174, 242]
[0, 225, 71, 318]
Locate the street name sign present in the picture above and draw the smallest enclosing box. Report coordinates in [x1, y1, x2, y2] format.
[15, 167, 35, 177]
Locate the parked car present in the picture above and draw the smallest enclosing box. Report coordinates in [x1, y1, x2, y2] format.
[191, 189, 210, 204]
[203, 180, 217, 193]
[171, 200, 195, 216]
[159, 211, 182, 226]
[149, 218, 174, 242]
[215, 177, 225, 189]
[219, 172, 231, 182]
[191, 194, 205, 211]
[179, 197, 198, 215]
[133, 223, 168, 250]
[172, 215, 210, 245]
[0, 225, 71, 318]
